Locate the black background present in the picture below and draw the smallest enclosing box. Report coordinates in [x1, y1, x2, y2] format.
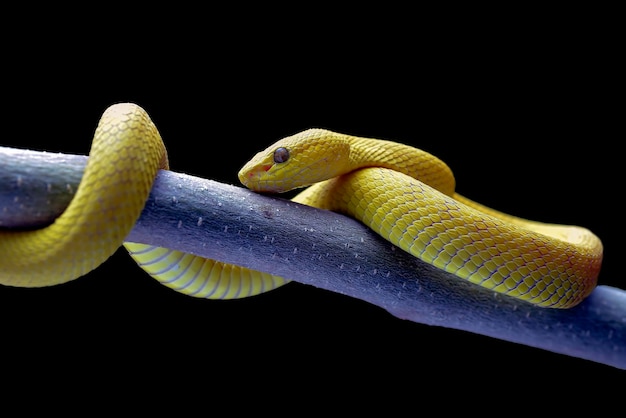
[1, 11, 622, 409]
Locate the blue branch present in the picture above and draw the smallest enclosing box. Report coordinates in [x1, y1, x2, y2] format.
[1, 146, 625, 369]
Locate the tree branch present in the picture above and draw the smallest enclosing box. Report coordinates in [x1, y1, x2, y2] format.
[1, 145, 625, 370]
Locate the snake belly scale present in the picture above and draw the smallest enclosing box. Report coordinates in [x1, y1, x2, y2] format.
[0, 103, 603, 308]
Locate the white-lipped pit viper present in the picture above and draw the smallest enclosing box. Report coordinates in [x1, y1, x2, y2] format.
[0, 103, 603, 308]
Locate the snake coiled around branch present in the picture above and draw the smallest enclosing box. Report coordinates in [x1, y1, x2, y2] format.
[0, 103, 603, 308]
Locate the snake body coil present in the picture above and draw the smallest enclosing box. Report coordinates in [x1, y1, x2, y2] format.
[0, 103, 603, 308]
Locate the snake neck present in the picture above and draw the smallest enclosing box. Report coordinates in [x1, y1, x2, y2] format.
[346, 135, 456, 196]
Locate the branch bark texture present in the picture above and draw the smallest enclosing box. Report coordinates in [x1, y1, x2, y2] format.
[1, 146, 625, 369]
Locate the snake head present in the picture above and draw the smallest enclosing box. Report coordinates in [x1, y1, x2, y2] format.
[238, 128, 352, 193]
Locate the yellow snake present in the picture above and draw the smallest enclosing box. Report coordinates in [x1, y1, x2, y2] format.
[0, 103, 603, 308]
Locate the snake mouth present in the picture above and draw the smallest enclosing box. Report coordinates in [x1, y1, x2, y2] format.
[238, 166, 262, 190]
[238, 165, 283, 193]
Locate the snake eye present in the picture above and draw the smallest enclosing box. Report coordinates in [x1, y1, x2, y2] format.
[273, 147, 290, 163]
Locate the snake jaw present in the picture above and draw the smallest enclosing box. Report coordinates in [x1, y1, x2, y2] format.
[238, 164, 270, 191]
[238, 153, 294, 192]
